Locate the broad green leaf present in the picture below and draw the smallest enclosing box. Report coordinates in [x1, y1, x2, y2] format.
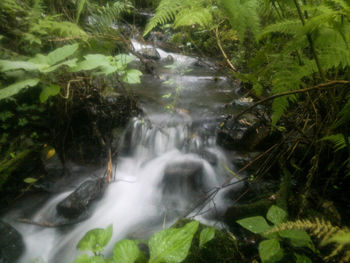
[266, 205, 287, 225]
[115, 54, 136, 67]
[199, 227, 215, 248]
[279, 229, 313, 248]
[24, 178, 37, 184]
[0, 78, 40, 100]
[42, 59, 78, 73]
[259, 238, 283, 263]
[47, 43, 79, 66]
[236, 216, 271, 234]
[77, 225, 113, 253]
[123, 69, 142, 84]
[40, 85, 61, 103]
[73, 254, 105, 263]
[323, 232, 350, 245]
[0, 60, 44, 72]
[113, 239, 140, 263]
[149, 221, 199, 263]
[72, 54, 111, 72]
[295, 253, 312, 263]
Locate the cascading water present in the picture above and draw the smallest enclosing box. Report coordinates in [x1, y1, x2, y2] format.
[2, 41, 243, 263]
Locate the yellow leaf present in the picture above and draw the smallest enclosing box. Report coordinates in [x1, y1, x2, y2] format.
[46, 148, 55, 159]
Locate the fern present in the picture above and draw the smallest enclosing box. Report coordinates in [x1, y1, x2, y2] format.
[266, 218, 350, 262]
[219, 0, 260, 40]
[76, 0, 88, 23]
[144, 0, 213, 36]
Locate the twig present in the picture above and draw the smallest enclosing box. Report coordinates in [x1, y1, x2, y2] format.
[215, 27, 237, 72]
[233, 80, 350, 120]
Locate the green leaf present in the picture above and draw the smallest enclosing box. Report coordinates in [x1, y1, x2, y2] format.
[46, 43, 79, 66]
[72, 54, 112, 72]
[0, 60, 44, 72]
[77, 225, 113, 253]
[76, 0, 88, 23]
[24, 178, 38, 184]
[149, 221, 199, 263]
[236, 216, 271, 234]
[40, 85, 61, 103]
[73, 254, 105, 263]
[115, 54, 136, 67]
[113, 239, 140, 263]
[199, 227, 215, 248]
[279, 229, 313, 248]
[0, 78, 40, 100]
[266, 205, 287, 225]
[42, 59, 78, 73]
[123, 69, 142, 84]
[258, 239, 283, 263]
[295, 253, 312, 263]
[162, 93, 172, 99]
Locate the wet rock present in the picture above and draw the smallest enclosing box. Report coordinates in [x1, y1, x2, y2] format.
[139, 47, 161, 60]
[201, 149, 218, 166]
[217, 114, 280, 152]
[0, 220, 24, 263]
[56, 178, 107, 219]
[162, 160, 204, 194]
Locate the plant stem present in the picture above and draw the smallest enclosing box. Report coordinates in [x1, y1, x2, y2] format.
[293, 0, 326, 81]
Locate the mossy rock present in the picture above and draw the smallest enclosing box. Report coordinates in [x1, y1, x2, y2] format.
[172, 218, 240, 263]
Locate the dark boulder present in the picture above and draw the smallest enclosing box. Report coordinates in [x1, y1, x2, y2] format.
[139, 47, 161, 60]
[217, 114, 280, 152]
[162, 160, 204, 195]
[56, 178, 107, 219]
[0, 220, 24, 263]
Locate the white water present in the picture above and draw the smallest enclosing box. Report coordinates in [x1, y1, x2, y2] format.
[3, 42, 242, 263]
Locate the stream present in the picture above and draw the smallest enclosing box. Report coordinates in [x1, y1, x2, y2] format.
[2, 41, 246, 263]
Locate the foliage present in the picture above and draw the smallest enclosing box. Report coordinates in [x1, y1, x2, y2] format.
[267, 218, 350, 262]
[237, 205, 314, 263]
[144, 0, 213, 36]
[73, 221, 200, 263]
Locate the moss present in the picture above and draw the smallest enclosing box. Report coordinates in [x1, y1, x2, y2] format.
[172, 218, 240, 263]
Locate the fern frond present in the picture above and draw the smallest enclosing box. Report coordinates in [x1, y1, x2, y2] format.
[219, 0, 260, 40]
[144, 0, 212, 36]
[174, 7, 212, 29]
[88, 1, 132, 34]
[333, 96, 350, 129]
[266, 218, 350, 262]
[322, 134, 350, 151]
[76, 0, 88, 23]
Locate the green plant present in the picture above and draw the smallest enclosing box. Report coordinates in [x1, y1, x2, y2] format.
[72, 220, 216, 263]
[237, 205, 314, 262]
[0, 43, 142, 101]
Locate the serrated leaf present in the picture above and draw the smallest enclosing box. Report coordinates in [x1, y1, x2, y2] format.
[149, 221, 199, 263]
[279, 229, 313, 248]
[236, 216, 271, 234]
[24, 178, 38, 184]
[266, 205, 287, 225]
[199, 227, 215, 248]
[40, 85, 61, 103]
[123, 69, 142, 84]
[259, 238, 283, 263]
[113, 239, 140, 263]
[77, 225, 113, 253]
[0, 78, 40, 100]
